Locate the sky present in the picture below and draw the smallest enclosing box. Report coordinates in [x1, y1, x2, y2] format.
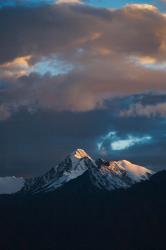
[0, 0, 166, 177]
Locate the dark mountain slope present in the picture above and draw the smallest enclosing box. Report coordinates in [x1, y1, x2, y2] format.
[0, 171, 166, 250]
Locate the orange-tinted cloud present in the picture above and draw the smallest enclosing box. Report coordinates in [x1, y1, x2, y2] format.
[1, 4, 166, 118]
[0, 56, 31, 78]
[56, 0, 82, 4]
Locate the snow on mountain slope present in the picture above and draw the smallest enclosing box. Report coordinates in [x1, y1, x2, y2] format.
[74, 148, 92, 160]
[117, 160, 152, 182]
[89, 159, 153, 191]
[22, 149, 153, 193]
[0, 149, 154, 194]
[22, 149, 92, 193]
[0, 177, 25, 194]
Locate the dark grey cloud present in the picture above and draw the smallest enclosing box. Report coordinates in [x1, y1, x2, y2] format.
[0, 109, 110, 176]
[0, 4, 100, 64]
[0, 3, 165, 64]
[0, 3, 166, 176]
[0, 93, 166, 177]
[0, 4, 166, 117]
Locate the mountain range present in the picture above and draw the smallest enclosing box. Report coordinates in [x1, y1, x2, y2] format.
[0, 148, 153, 194]
[0, 149, 166, 250]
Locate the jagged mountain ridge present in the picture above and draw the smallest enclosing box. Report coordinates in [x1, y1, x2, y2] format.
[0, 149, 153, 194]
[22, 148, 153, 193]
[90, 158, 153, 191]
[23, 149, 91, 193]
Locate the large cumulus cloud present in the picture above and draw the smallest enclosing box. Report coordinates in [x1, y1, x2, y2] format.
[1, 3, 166, 176]
[0, 4, 166, 117]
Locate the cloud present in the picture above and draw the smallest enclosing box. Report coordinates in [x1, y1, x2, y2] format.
[2, 53, 166, 117]
[56, 0, 82, 4]
[1, 3, 166, 119]
[0, 56, 31, 78]
[133, 56, 157, 65]
[120, 102, 166, 117]
[124, 3, 158, 12]
[111, 135, 152, 151]
[0, 2, 166, 177]
[1, 3, 166, 64]
[1, 93, 166, 176]
[97, 131, 152, 152]
[1, 105, 166, 176]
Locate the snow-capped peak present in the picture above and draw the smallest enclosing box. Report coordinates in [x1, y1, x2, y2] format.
[0, 177, 25, 194]
[22, 148, 93, 193]
[20, 154, 154, 193]
[89, 159, 154, 191]
[73, 148, 91, 160]
[117, 160, 153, 182]
[0, 149, 155, 194]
